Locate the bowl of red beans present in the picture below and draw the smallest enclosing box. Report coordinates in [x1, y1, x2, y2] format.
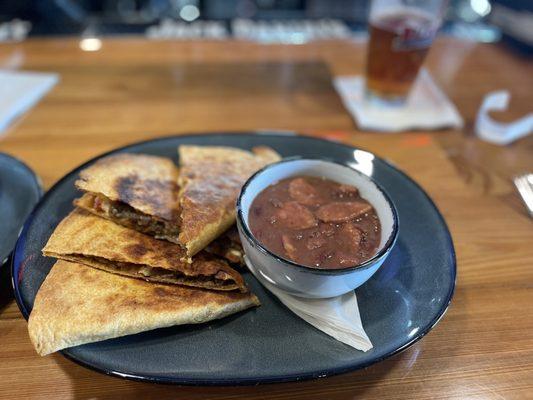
[236, 157, 399, 298]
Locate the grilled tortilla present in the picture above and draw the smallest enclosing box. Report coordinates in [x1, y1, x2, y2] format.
[178, 145, 281, 256]
[29, 260, 259, 356]
[42, 209, 247, 292]
[74, 154, 181, 243]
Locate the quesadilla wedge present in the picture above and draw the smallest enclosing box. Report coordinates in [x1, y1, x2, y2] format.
[75, 193, 245, 266]
[42, 209, 248, 292]
[177, 145, 281, 256]
[29, 260, 259, 356]
[74, 154, 181, 243]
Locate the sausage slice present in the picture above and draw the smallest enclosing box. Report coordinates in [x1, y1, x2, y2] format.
[288, 178, 322, 206]
[334, 184, 359, 199]
[341, 223, 363, 246]
[274, 201, 318, 229]
[281, 234, 298, 260]
[316, 201, 372, 223]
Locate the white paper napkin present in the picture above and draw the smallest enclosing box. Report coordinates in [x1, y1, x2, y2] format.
[475, 90, 533, 145]
[0, 70, 59, 134]
[245, 257, 373, 351]
[333, 69, 463, 132]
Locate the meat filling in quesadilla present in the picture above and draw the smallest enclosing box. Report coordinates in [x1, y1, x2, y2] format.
[204, 227, 244, 266]
[81, 255, 235, 286]
[80, 193, 181, 241]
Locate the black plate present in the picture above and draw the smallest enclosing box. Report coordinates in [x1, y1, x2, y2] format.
[0, 153, 42, 267]
[12, 133, 456, 385]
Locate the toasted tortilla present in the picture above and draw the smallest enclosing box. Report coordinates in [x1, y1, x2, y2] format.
[74, 154, 181, 243]
[177, 145, 281, 256]
[42, 209, 247, 292]
[28, 260, 259, 356]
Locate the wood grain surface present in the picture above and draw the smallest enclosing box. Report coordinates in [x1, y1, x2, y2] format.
[0, 38, 532, 400]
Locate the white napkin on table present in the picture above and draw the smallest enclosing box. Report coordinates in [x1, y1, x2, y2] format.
[0, 70, 59, 134]
[475, 90, 533, 145]
[333, 69, 463, 132]
[245, 257, 373, 351]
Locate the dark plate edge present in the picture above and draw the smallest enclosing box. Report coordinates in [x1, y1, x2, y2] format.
[0, 152, 43, 198]
[11, 131, 457, 386]
[0, 152, 43, 266]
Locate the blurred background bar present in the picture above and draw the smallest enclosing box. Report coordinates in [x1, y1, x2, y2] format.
[0, 0, 530, 50]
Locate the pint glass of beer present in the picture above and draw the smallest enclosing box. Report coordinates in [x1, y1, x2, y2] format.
[365, 0, 447, 106]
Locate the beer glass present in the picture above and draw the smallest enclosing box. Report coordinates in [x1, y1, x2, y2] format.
[365, 0, 447, 106]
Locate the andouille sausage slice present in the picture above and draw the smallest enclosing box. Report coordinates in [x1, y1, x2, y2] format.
[306, 235, 327, 250]
[274, 201, 317, 229]
[340, 223, 363, 246]
[334, 184, 359, 199]
[288, 178, 323, 206]
[281, 234, 298, 260]
[316, 202, 372, 223]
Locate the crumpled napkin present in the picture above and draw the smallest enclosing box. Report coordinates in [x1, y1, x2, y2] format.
[0, 70, 59, 133]
[475, 90, 533, 145]
[245, 257, 373, 351]
[333, 69, 463, 132]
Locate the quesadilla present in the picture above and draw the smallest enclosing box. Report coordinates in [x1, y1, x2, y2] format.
[42, 208, 248, 292]
[74, 150, 277, 262]
[74, 153, 181, 243]
[77, 192, 244, 266]
[29, 260, 259, 356]
[177, 145, 281, 256]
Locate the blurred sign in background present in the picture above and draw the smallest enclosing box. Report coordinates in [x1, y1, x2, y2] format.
[0, 0, 530, 51]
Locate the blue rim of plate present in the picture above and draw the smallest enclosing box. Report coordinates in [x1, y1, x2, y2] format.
[11, 132, 456, 386]
[0, 152, 43, 267]
[0, 153, 43, 192]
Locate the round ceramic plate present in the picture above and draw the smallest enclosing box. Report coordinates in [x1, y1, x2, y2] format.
[0, 153, 42, 267]
[12, 133, 455, 385]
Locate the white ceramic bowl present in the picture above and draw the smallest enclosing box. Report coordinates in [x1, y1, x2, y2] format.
[236, 158, 399, 298]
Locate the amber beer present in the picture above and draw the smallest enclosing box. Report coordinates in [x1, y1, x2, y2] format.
[365, 9, 438, 103]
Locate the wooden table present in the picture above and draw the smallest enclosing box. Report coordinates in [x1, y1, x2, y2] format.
[0, 38, 532, 400]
